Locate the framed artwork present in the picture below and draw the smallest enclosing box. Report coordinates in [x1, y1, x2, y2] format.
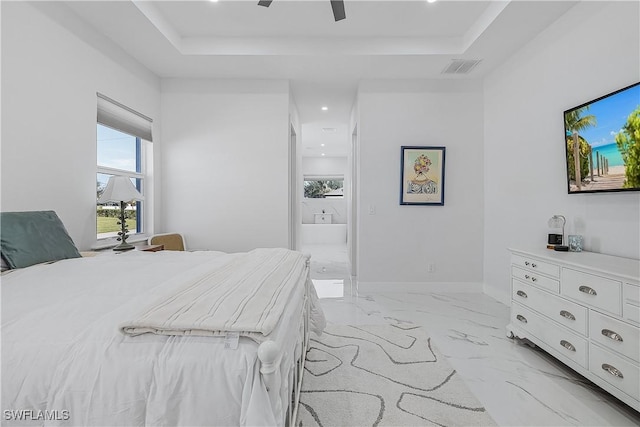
[400, 146, 446, 205]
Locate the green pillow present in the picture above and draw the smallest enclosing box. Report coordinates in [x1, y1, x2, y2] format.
[0, 211, 81, 269]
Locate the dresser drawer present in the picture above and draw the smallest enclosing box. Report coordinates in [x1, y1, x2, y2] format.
[512, 266, 560, 293]
[623, 283, 640, 325]
[511, 302, 538, 337]
[511, 303, 588, 369]
[624, 282, 640, 306]
[589, 311, 639, 362]
[590, 344, 640, 401]
[512, 280, 587, 336]
[561, 268, 622, 315]
[624, 303, 640, 325]
[512, 254, 560, 278]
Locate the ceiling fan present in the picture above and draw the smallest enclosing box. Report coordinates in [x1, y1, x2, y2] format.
[258, 0, 346, 22]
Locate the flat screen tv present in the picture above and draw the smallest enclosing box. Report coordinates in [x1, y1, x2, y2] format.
[564, 82, 640, 194]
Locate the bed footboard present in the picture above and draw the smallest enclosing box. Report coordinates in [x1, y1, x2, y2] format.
[258, 258, 312, 426]
[258, 340, 282, 408]
[287, 291, 310, 425]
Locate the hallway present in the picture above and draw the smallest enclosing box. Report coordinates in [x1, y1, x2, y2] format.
[302, 243, 352, 298]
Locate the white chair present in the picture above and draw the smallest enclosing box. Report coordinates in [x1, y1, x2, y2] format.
[148, 233, 186, 251]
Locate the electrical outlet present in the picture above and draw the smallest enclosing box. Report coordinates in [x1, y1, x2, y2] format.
[368, 205, 376, 215]
[427, 263, 435, 273]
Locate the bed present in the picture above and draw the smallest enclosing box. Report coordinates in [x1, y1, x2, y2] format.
[1, 211, 325, 426]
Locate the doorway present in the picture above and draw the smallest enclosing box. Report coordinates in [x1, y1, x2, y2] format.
[298, 128, 355, 298]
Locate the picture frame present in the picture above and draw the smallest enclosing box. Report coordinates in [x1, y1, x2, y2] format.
[400, 146, 446, 205]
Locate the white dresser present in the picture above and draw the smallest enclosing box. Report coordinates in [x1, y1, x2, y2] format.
[507, 248, 640, 411]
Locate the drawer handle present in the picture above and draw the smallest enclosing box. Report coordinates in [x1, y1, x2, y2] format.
[524, 261, 530, 266]
[601, 329, 623, 342]
[516, 290, 528, 299]
[524, 274, 537, 282]
[560, 340, 576, 352]
[602, 363, 624, 379]
[516, 314, 527, 324]
[559, 310, 576, 321]
[578, 285, 597, 296]
[531, 263, 537, 268]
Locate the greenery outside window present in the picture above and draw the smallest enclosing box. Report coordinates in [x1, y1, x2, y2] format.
[304, 176, 344, 198]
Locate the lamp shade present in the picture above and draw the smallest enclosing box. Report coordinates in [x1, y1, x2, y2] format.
[547, 215, 566, 229]
[97, 176, 144, 203]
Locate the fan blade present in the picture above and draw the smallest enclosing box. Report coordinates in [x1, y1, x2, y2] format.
[330, 0, 346, 21]
[258, 1, 273, 7]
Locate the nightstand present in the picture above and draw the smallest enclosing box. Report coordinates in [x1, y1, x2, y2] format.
[135, 244, 164, 252]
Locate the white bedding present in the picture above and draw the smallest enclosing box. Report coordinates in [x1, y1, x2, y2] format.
[1, 249, 325, 426]
[121, 248, 310, 342]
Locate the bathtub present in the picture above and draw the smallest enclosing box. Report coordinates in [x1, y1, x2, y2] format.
[301, 223, 347, 245]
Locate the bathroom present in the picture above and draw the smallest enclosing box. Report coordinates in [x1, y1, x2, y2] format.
[301, 156, 347, 247]
[300, 156, 350, 296]
[301, 192, 347, 245]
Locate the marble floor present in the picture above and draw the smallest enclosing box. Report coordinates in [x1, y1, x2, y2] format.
[303, 243, 640, 427]
[303, 244, 352, 281]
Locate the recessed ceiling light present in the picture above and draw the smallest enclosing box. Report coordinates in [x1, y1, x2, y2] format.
[427, 0, 437, 3]
[321, 143, 325, 147]
[321, 106, 328, 111]
[321, 153, 326, 156]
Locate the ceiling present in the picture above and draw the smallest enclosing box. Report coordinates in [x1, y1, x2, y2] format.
[64, 0, 578, 157]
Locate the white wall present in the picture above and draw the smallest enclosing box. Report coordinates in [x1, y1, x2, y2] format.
[0, 2, 161, 251]
[356, 80, 485, 287]
[302, 156, 347, 177]
[160, 79, 292, 252]
[348, 105, 360, 276]
[289, 89, 302, 250]
[483, 1, 640, 304]
[301, 156, 347, 224]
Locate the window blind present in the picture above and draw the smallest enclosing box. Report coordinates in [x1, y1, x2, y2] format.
[97, 93, 153, 142]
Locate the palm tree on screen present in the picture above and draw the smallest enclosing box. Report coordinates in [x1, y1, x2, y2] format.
[615, 106, 640, 188]
[565, 107, 597, 182]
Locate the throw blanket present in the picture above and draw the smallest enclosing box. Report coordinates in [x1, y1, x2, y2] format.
[121, 248, 309, 342]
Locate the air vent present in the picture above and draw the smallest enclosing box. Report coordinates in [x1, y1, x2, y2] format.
[322, 128, 337, 133]
[442, 59, 482, 75]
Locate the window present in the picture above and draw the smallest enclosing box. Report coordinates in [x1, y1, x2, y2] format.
[96, 94, 153, 240]
[96, 125, 143, 239]
[303, 177, 344, 198]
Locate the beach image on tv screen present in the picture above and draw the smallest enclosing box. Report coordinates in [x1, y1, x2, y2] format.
[565, 82, 640, 193]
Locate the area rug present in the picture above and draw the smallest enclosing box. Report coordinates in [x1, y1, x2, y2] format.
[297, 323, 496, 426]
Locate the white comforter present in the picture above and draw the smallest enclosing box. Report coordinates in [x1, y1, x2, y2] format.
[1, 250, 325, 426]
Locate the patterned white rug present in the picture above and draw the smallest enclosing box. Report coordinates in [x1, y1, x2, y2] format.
[297, 323, 496, 427]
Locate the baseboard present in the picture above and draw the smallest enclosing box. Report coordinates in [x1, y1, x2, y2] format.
[352, 280, 512, 305]
[356, 281, 484, 295]
[483, 284, 510, 306]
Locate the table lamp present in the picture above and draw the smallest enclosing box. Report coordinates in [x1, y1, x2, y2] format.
[97, 176, 144, 251]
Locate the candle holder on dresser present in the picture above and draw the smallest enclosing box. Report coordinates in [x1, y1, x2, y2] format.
[568, 235, 584, 252]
